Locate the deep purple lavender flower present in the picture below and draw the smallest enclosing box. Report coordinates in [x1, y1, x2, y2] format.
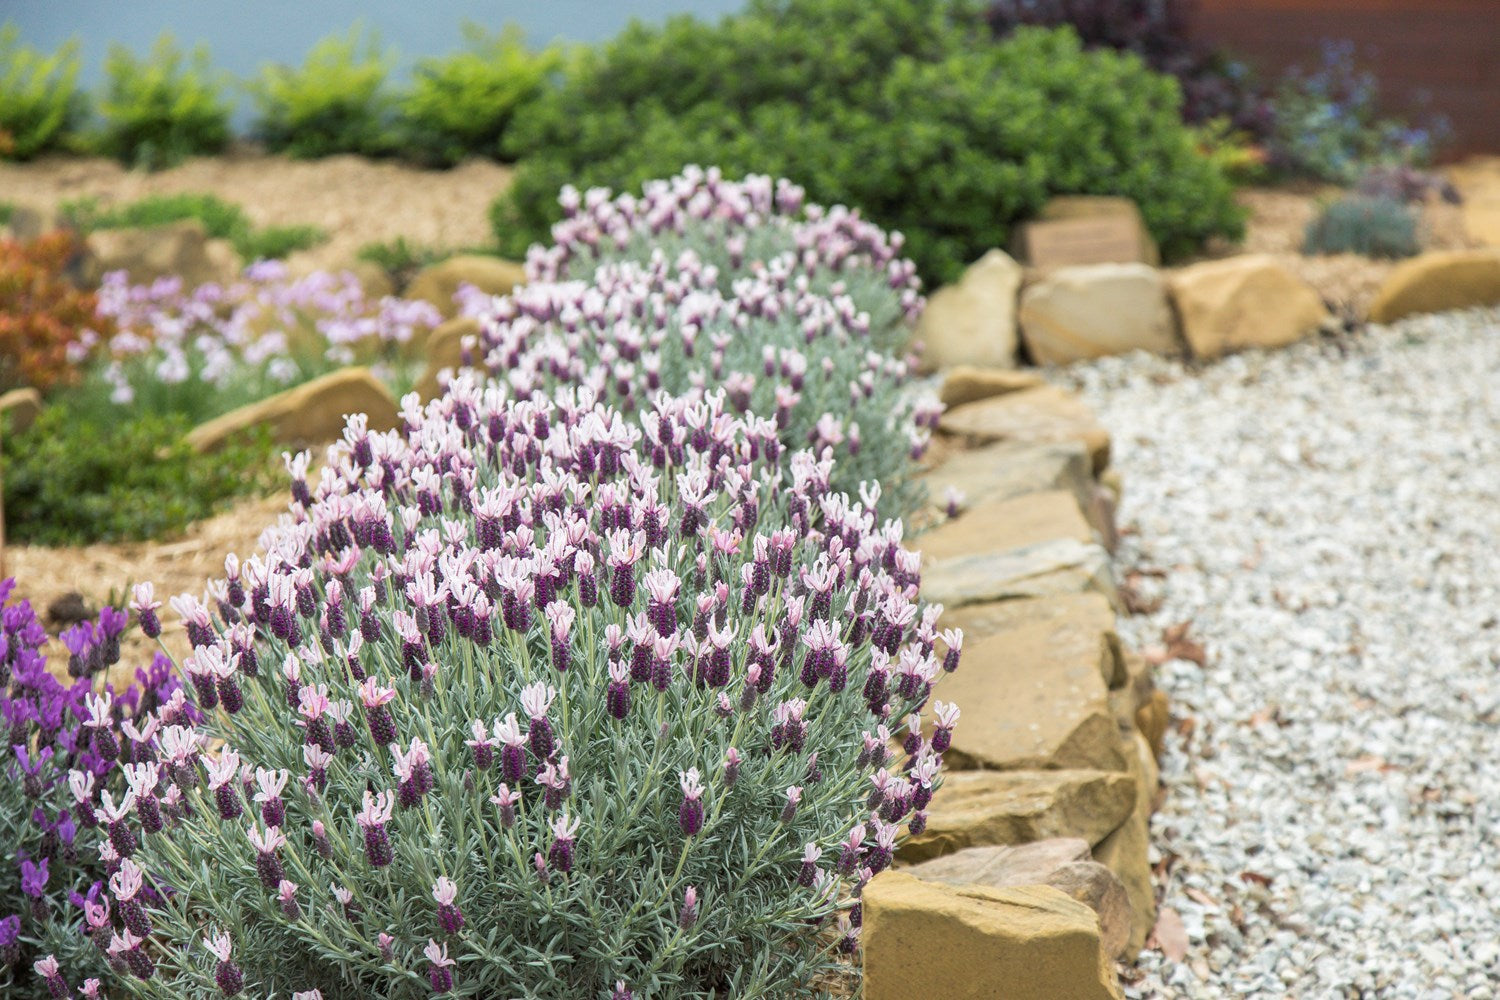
[33, 954, 69, 999]
[249, 825, 287, 889]
[359, 680, 398, 747]
[797, 843, 822, 888]
[489, 784, 520, 829]
[678, 768, 705, 837]
[206, 932, 244, 996]
[110, 859, 151, 938]
[678, 885, 699, 931]
[520, 682, 557, 761]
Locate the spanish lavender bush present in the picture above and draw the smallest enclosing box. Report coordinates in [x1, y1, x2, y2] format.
[63, 260, 441, 425]
[0, 579, 189, 997]
[466, 172, 936, 522]
[113, 379, 963, 999]
[526, 168, 924, 344]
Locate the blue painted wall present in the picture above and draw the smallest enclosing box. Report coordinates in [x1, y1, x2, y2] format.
[4, 1, 744, 93]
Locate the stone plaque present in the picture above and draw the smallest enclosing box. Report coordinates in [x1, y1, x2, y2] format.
[1023, 215, 1149, 269]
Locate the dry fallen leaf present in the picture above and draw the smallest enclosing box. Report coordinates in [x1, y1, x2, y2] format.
[1239, 871, 1274, 888]
[1185, 887, 1220, 910]
[1345, 754, 1398, 776]
[1148, 906, 1189, 962]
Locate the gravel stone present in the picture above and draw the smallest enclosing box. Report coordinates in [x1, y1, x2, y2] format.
[1059, 308, 1500, 998]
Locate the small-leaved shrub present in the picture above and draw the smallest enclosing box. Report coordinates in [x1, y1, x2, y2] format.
[95, 33, 232, 170]
[106, 384, 963, 998]
[1303, 194, 1419, 259]
[0, 26, 88, 161]
[1, 405, 278, 545]
[399, 23, 566, 168]
[356, 237, 452, 293]
[984, 0, 1276, 139]
[250, 25, 396, 159]
[0, 232, 105, 393]
[59, 193, 326, 262]
[0, 579, 191, 998]
[496, 2, 1243, 282]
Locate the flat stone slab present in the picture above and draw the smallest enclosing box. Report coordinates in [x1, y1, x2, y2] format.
[903, 769, 1136, 862]
[939, 366, 1046, 408]
[941, 592, 1125, 688]
[920, 537, 1117, 610]
[939, 385, 1110, 473]
[920, 489, 1095, 563]
[1367, 249, 1500, 324]
[934, 614, 1128, 771]
[922, 441, 1092, 518]
[864, 875, 1124, 1000]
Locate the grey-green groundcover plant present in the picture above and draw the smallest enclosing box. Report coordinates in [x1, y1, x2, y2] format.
[84, 379, 964, 999]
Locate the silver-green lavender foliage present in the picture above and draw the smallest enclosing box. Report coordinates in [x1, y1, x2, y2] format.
[112, 380, 963, 1000]
[1302, 194, 1419, 259]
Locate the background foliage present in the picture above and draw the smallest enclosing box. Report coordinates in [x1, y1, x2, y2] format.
[0, 25, 87, 160]
[94, 32, 232, 169]
[494, 0, 1244, 282]
[248, 24, 397, 159]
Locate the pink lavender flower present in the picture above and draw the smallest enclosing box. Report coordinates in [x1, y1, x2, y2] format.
[489, 783, 520, 828]
[931, 700, 960, 755]
[494, 713, 527, 784]
[392, 737, 434, 808]
[205, 931, 244, 996]
[519, 682, 558, 761]
[678, 767, 705, 836]
[678, 885, 699, 930]
[33, 954, 67, 998]
[207, 747, 243, 819]
[254, 767, 289, 828]
[109, 928, 153, 980]
[110, 858, 151, 938]
[432, 876, 465, 934]
[131, 582, 162, 638]
[248, 825, 287, 889]
[425, 939, 455, 993]
[797, 843, 823, 888]
[278, 879, 302, 920]
[547, 813, 580, 874]
[358, 678, 398, 746]
[781, 785, 802, 824]
[357, 790, 396, 867]
[544, 600, 575, 673]
[536, 754, 572, 810]
[99, 789, 138, 857]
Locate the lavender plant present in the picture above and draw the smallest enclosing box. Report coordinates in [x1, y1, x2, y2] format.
[461, 172, 940, 521]
[64, 260, 441, 425]
[525, 168, 925, 345]
[0, 579, 189, 998]
[110, 379, 962, 999]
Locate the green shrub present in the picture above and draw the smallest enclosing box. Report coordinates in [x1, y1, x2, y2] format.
[58, 191, 325, 261]
[249, 24, 396, 158]
[398, 22, 566, 167]
[0, 25, 88, 160]
[355, 235, 451, 290]
[1303, 194, 1418, 259]
[1, 404, 277, 545]
[495, 3, 1243, 282]
[95, 32, 232, 169]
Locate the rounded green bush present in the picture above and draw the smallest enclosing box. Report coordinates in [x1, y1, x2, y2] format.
[494, 1, 1243, 283]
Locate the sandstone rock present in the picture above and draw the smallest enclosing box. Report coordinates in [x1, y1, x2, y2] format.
[921, 440, 1093, 525]
[939, 366, 1045, 408]
[1168, 254, 1328, 359]
[919, 489, 1095, 563]
[1043, 862, 1134, 960]
[1366, 249, 1500, 324]
[406, 255, 525, 318]
[1019, 263, 1178, 365]
[414, 315, 481, 399]
[0, 388, 43, 435]
[916, 250, 1022, 370]
[902, 838, 1092, 884]
[940, 385, 1110, 474]
[78, 220, 242, 289]
[934, 615, 1129, 771]
[903, 771, 1135, 862]
[1029, 195, 1160, 266]
[920, 537, 1118, 610]
[1092, 731, 1159, 958]
[863, 874, 1124, 1000]
[902, 842, 1132, 959]
[187, 367, 398, 452]
[939, 593, 1124, 686]
[1136, 690, 1170, 760]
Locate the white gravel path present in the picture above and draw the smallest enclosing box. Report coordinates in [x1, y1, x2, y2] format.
[1063, 309, 1500, 999]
